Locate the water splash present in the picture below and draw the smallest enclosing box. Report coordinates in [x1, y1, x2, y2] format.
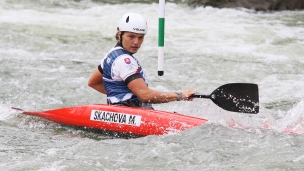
[204, 99, 304, 135]
[0, 105, 18, 121]
[276, 99, 304, 134]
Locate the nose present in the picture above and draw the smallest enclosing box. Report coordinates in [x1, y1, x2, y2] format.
[133, 37, 139, 45]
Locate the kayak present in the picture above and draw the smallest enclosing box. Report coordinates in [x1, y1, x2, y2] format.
[15, 104, 208, 136]
[11, 83, 259, 136]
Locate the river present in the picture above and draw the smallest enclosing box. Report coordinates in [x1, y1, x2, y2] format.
[1, 0, 304, 170]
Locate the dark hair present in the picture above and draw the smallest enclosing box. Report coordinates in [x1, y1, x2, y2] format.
[115, 31, 124, 43]
[115, 31, 119, 41]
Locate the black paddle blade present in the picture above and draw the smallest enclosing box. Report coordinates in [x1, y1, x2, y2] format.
[210, 83, 259, 114]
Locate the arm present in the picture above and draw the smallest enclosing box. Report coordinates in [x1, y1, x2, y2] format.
[88, 67, 107, 94]
[127, 78, 195, 103]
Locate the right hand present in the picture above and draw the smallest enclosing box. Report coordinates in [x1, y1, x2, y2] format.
[182, 90, 196, 101]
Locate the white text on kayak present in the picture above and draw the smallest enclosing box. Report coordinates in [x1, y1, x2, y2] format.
[90, 110, 142, 126]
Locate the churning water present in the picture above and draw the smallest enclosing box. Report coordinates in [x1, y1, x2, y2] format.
[1, 0, 304, 170]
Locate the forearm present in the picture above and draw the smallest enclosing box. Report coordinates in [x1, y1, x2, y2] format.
[88, 67, 106, 94]
[140, 90, 180, 103]
[127, 78, 195, 104]
[89, 83, 107, 94]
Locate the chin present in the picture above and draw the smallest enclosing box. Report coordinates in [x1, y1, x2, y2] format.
[130, 49, 138, 54]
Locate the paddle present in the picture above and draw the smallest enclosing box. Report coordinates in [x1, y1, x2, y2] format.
[191, 83, 259, 114]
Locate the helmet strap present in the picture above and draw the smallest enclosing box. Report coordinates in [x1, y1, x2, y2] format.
[119, 31, 125, 48]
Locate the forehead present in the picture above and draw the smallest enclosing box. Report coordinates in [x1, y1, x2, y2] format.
[124, 32, 145, 37]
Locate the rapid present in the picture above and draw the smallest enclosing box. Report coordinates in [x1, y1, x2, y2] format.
[0, 0, 304, 170]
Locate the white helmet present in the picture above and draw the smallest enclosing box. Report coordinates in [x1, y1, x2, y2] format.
[118, 13, 148, 34]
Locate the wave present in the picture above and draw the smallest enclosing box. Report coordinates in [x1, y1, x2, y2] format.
[214, 99, 304, 135]
[277, 99, 304, 134]
[0, 105, 18, 121]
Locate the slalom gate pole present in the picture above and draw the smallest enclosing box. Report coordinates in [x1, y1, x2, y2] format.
[158, 0, 165, 76]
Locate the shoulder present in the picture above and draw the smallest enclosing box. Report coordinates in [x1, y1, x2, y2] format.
[112, 55, 140, 81]
[109, 47, 127, 57]
[114, 55, 138, 69]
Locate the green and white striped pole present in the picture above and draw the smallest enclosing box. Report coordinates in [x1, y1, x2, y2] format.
[158, 0, 165, 76]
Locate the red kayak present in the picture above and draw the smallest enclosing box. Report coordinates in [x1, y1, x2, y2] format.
[11, 83, 259, 136]
[14, 104, 208, 136]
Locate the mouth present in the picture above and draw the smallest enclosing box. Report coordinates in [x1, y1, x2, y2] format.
[131, 46, 139, 50]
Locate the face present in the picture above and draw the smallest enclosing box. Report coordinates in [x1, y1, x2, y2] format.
[120, 31, 145, 54]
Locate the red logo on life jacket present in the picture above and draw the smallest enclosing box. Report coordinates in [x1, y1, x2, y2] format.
[124, 58, 131, 64]
[136, 67, 140, 73]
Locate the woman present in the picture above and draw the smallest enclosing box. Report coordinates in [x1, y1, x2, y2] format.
[88, 12, 195, 109]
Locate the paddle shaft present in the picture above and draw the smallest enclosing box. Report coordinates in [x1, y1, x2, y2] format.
[190, 94, 211, 99]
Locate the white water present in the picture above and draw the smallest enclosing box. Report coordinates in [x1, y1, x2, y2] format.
[1, 0, 304, 170]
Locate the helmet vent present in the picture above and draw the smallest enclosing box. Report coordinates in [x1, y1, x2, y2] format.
[126, 16, 129, 23]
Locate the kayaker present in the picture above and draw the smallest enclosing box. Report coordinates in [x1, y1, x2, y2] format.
[88, 12, 195, 109]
